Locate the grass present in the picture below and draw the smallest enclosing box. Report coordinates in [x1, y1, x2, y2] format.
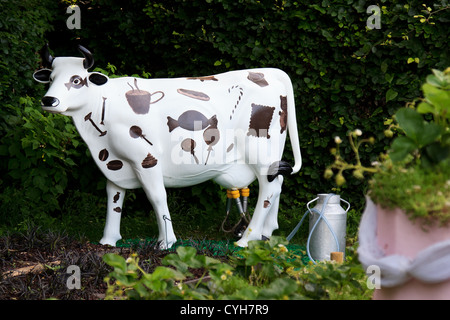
[369, 159, 450, 226]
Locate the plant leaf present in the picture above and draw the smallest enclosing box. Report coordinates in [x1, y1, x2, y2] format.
[426, 74, 445, 87]
[417, 101, 435, 114]
[389, 136, 417, 162]
[103, 253, 127, 273]
[386, 88, 398, 102]
[417, 122, 442, 147]
[395, 108, 424, 143]
[424, 142, 450, 165]
[177, 246, 197, 262]
[423, 83, 450, 115]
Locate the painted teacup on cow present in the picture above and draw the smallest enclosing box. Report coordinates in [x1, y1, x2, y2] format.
[126, 78, 164, 114]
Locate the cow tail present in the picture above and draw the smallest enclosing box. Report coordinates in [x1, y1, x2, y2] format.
[279, 70, 302, 174]
[267, 160, 293, 182]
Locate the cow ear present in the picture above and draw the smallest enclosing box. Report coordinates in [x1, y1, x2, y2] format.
[33, 68, 52, 83]
[89, 72, 109, 86]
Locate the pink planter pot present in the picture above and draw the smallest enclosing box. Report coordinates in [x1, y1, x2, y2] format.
[374, 204, 450, 300]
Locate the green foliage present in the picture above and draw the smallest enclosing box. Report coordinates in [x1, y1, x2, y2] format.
[369, 69, 450, 222]
[103, 237, 371, 300]
[389, 69, 450, 167]
[324, 129, 378, 186]
[390, 108, 443, 163]
[0, 0, 55, 104]
[49, 1, 450, 216]
[1, 97, 81, 204]
[326, 68, 450, 222]
[138, 0, 450, 220]
[0, 0, 93, 229]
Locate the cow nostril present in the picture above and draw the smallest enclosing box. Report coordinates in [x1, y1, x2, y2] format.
[41, 96, 60, 107]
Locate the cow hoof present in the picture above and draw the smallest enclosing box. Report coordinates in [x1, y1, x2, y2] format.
[156, 239, 176, 250]
[236, 239, 248, 247]
[99, 236, 121, 247]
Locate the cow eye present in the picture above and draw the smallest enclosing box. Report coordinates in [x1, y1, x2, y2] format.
[69, 75, 85, 89]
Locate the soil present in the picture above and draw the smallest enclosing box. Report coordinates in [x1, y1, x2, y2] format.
[0, 229, 228, 300]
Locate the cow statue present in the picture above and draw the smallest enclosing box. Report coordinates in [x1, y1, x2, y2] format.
[33, 45, 302, 249]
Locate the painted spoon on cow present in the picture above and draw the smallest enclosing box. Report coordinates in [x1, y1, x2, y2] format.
[129, 125, 153, 145]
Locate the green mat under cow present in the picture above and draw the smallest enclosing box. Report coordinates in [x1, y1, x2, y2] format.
[115, 237, 311, 265]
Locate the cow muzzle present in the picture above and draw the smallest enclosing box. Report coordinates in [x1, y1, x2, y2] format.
[41, 96, 60, 108]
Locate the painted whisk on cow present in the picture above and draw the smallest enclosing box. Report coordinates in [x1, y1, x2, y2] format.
[33, 44, 302, 249]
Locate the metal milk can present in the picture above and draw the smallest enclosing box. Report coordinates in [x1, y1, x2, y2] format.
[308, 193, 350, 261]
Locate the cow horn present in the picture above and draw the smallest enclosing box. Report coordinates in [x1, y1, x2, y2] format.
[41, 43, 54, 68]
[78, 45, 94, 69]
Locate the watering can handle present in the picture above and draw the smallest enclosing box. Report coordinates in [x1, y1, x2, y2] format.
[306, 197, 319, 213]
[306, 194, 351, 213]
[341, 198, 351, 213]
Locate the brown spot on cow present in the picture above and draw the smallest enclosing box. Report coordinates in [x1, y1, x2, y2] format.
[177, 88, 210, 101]
[279, 95, 288, 134]
[186, 76, 218, 82]
[107, 160, 123, 171]
[142, 153, 158, 168]
[167, 110, 217, 132]
[247, 103, 275, 139]
[85, 112, 107, 136]
[98, 149, 109, 161]
[247, 72, 269, 87]
[100, 97, 107, 125]
[125, 79, 164, 115]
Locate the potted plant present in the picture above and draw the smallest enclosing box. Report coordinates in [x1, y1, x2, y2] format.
[325, 68, 450, 299]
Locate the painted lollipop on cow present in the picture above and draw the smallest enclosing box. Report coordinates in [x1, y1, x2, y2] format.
[203, 125, 220, 165]
[181, 138, 199, 164]
[167, 110, 217, 132]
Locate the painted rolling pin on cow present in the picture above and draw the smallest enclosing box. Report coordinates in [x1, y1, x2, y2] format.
[33, 45, 302, 249]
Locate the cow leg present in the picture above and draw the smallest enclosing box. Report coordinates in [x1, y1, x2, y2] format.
[147, 187, 176, 250]
[100, 180, 125, 246]
[138, 171, 177, 250]
[236, 172, 283, 247]
[261, 175, 283, 239]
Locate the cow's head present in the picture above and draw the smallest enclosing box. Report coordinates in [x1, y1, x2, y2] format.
[33, 44, 109, 114]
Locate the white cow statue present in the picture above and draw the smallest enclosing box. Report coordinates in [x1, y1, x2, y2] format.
[33, 45, 302, 249]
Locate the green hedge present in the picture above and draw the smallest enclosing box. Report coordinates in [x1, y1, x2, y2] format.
[0, 0, 102, 230]
[1, 0, 449, 239]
